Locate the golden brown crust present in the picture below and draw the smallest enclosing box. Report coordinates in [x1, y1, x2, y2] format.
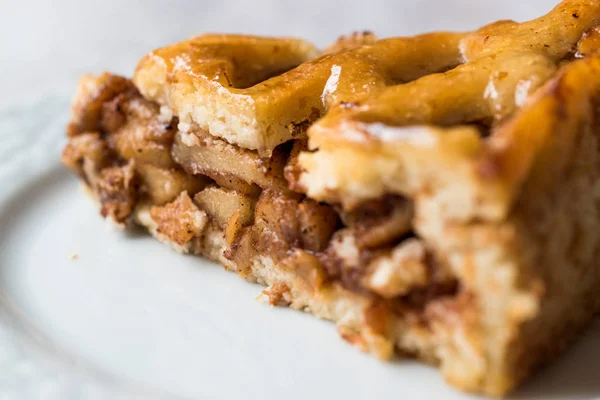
[299, 0, 600, 217]
[134, 32, 464, 154]
[323, 31, 378, 53]
[576, 26, 600, 57]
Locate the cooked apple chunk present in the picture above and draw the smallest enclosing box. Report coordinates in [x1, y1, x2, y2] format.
[253, 190, 340, 253]
[136, 164, 207, 205]
[172, 130, 290, 193]
[194, 186, 257, 228]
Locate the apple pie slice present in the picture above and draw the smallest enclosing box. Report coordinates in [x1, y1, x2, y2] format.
[62, 0, 600, 396]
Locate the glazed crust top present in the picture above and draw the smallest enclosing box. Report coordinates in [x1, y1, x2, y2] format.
[133, 0, 600, 220]
[133, 32, 464, 154]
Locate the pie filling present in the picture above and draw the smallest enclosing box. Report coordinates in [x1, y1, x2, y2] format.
[62, 74, 462, 339]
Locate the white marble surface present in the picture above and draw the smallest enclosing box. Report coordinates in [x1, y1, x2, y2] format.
[1, 0, 559, 108]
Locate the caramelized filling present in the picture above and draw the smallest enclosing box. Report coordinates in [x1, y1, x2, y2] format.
[62, 73, 459, 317]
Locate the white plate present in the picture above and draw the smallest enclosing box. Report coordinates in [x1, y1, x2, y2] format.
[1, 98, 600, 400]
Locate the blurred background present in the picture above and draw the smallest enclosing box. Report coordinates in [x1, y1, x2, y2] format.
[1, 0, 558, 109]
